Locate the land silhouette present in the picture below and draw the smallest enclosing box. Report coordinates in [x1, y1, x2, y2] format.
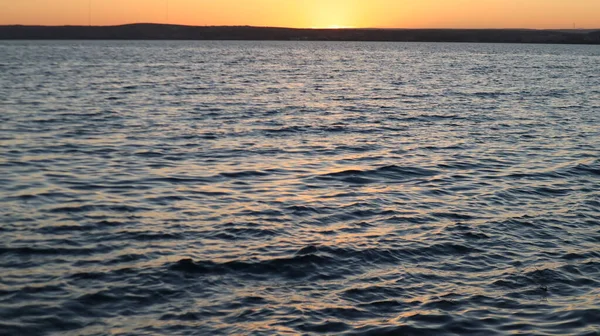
[1, 24, 599, 44]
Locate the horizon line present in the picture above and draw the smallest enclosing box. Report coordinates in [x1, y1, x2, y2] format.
[2, 23, 599, 31]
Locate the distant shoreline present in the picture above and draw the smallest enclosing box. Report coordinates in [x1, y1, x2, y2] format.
[1, 24, 599, 44]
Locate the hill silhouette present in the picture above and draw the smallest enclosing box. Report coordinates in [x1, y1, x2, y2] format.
[1, 24, 599, 44]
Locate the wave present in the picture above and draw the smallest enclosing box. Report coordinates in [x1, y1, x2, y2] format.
[168, 243, 483, 279]
[315, 165, 438, 184]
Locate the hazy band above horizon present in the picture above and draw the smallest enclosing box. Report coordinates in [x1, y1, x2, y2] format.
[1, 0, 599, 29]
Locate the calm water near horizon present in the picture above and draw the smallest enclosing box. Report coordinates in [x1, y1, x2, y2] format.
[1, 40, 599, 335]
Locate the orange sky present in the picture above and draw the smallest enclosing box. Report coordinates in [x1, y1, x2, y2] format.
[1, 0, 599, 29]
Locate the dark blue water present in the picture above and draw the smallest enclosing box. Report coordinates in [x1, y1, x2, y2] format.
[1, 41, 600, 335]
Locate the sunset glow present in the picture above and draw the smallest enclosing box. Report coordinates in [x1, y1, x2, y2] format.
[0, 0, 599, 29]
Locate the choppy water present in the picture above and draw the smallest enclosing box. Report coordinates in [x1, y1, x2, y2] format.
[1, 40, 600, 335]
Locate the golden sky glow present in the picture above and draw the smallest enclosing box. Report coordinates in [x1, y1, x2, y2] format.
[1, 0, 599, 29]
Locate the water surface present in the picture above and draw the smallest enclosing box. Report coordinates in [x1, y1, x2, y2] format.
[1, 41, 600, 335]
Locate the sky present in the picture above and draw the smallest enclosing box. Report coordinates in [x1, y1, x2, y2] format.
[0, 0, 599, 29]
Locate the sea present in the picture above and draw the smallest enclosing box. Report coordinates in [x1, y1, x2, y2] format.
[1, 40, 599, 335]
